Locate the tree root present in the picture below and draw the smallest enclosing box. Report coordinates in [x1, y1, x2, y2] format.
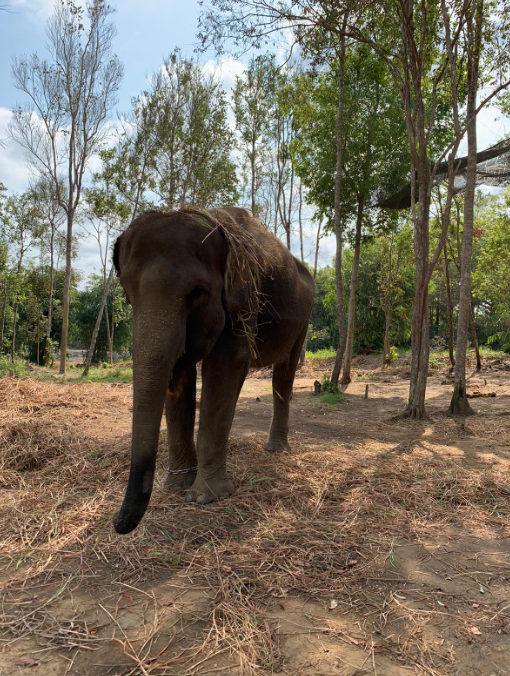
[448, 383, 475, 416]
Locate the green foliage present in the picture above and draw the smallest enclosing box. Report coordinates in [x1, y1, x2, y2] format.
[292, 45, 409, 231]
[314, 391, 347, 409]
[133, 50, 239, 208]
[0, 358, 30, 378]
[3, 4, 510, 380]
[321, 375, 339, 394]
[472, 188, 510, 350]
[233, 54, 275, 213]
[73, 275, 132, 363]
[306, 221, 414, 357]
[305, 349, 336, 360]
[388, 346, 399, 364]
[487, 332, 510, 351]
[82, 365, 133, 383]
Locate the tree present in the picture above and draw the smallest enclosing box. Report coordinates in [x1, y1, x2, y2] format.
[75, 274, 132, 364]
[82, 151, 130, 374]
[27, 177, 65, 364]
[330, 25, 348, 386]
[136, 51, 238, 208]
[449, 0, 484, 415]
[4, 193, 43, 363]
[233, 55, 274, 216]
[198, 0, 510, 418]
[0, 184, 8, 356]
[472, 188, 510, 350]
[292, 45, 408, 383]
[10, 0, 123, 374]
[378, 221, 415, 366]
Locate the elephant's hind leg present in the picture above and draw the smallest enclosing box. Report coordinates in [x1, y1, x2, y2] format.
[265, 324, 308, 454]
[164, 360, 197, 491]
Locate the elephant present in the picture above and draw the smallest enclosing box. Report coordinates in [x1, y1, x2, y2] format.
[112, 206, 314, 534]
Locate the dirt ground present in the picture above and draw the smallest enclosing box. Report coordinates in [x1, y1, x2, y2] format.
[0, 355, 509, 675]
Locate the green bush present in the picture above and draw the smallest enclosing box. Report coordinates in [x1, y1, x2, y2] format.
[321, 374, 339, 394]
[319, 392, 346, 406]
[389, 346, 398, 363]
[306, 348, 336, 360]
[0, 358, 30, 378]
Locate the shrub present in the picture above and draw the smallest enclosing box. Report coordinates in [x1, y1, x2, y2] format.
[321, 374, 339, 394]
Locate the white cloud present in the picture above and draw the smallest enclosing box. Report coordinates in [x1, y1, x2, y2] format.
[202, 57, 247, 95]
[475, 103, 509, 150]
[288, 226, 335, 270]
[74, 235, 104, 284]
[0, 106, 110, 285]
[10, 0, 55, 22]
[0, 107, 33, 193]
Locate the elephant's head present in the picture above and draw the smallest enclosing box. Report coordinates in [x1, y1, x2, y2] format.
[112, 209, 234, 534]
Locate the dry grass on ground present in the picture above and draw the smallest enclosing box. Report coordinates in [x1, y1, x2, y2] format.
[0, 369, 509, 675]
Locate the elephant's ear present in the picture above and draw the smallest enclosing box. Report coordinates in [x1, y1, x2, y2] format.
[223, 266, 253, 323]
[223, 266, 260, 355]
[214, 209, 273, 351]
[113, 235, 122, 276]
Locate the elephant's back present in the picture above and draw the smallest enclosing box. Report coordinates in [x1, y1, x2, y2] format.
[211, 206, 311, 278]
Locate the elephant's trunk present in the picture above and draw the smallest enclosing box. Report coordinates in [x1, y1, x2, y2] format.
[113, 308, 184, 535]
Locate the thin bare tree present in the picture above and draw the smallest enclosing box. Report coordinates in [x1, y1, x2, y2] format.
[10, 0, 123, 374]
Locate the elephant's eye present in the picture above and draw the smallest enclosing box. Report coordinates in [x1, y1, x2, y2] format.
[188, 285, 210, 308]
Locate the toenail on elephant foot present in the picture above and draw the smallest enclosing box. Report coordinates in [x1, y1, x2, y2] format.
[185, 477, 235, 504]
[265, 439, 291, 454]
[164, 469, 197, 492]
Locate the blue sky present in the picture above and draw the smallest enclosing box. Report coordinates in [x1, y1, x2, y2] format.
[0, 0, 203, 112]
[0, 1, 509, 282]
[0, 1, 264, 279]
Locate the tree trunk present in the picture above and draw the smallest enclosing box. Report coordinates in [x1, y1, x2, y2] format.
[382, 309, 393, 368]
[36, 315, 40, 366]
[444, 243, 455, 367]
[44, 222, 55, 366]
[449, 0, 482, 415]
[110, 289, 115, 364]
[313, 219, 322, 280]
[469, 306, 481, 372]
[298, 182, 304, 263]
[104, 294, 113, 364]
[299, 217, 322, 367]
[82, 266, 115, 377]
[382, 238, 394, 368]
[341, 194, 363, 385]
[59, 210, 74, 375]
[405, 179, 431, 419]
[330, 26, 348, 386]
[10, 301, 19, 365]
[251, 138, 256, 216]
[0, 279, 6, 357]
[286, 161, 293, 252]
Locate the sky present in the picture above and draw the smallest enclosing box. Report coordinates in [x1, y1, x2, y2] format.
[0, 0, 509, 283]
[0, 0, 271, 281]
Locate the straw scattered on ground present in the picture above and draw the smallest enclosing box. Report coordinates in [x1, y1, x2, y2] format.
[0, 374, 509, 675]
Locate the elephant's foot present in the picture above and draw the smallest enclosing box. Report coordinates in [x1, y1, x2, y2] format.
[185, 474, 235, 505]
[265, 438, 291, 454]
[164, 465, 197, 492]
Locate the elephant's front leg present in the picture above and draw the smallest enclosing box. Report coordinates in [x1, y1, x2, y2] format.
[164, 361, 198, 491]
[185, 338, 250, 505]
